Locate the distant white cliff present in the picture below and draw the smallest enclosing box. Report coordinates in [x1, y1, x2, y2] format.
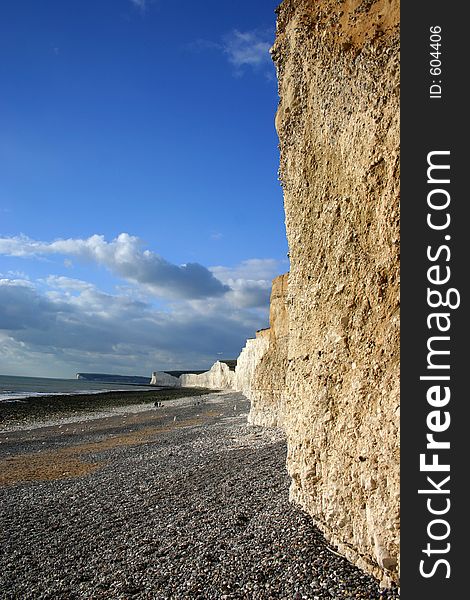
[149, 337, 270, 396]
[150, 371, 181, 388]
[179, 361, 235, 390]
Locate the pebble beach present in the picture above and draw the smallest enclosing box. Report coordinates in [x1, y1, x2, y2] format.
[0, 391, 399, 599]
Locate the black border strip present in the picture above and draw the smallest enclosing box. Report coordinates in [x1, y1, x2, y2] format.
[401, 1, 466, 596]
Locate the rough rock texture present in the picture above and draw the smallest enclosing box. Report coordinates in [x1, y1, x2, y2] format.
[150, 371, 181, 388]
[180, 361, 235, 390]
[248, 274, 290, 428]
[234, 329, 270, 398]
[269, 0, 400, 587]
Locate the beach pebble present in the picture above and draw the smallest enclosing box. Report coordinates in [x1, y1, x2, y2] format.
[0, 392, 399, 599]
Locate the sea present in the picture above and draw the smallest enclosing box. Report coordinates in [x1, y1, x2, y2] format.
[0, 374, 154, 402]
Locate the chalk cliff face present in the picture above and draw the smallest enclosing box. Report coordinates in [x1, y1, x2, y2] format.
[150, 371, 181, 388]
[177, 334, 270, 396]
[180, 361, 235, 390]
[234, 329, 270, 398]
[254, 0, 400, 586]
[248, 274, 289, 427]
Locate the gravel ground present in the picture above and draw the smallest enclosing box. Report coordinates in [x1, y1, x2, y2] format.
[0, 391, 399, 599]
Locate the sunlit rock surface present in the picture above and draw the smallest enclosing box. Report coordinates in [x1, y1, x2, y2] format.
[180, 361, 235, 390]
[249, 0, 400, 586]
[150, 371, 181, 388]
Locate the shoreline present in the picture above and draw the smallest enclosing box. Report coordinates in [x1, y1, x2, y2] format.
[0, 387, 214, 432]
[0, 390, 232, 434]
[0, 387, 156, 403]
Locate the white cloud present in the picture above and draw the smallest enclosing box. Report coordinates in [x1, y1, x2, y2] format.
[210, 258, 283, 309]
[44, 275, 95, 292]
[0, 237, 287, 375]
[223, 30, 272, 70]
[190, 28, 274, 77]
[210, 258, 281, 283]
[0, 270, 29, 280]
[0, 233, 229, 300]
[0, 277, 265, 376]
[0, 278, 69, 331]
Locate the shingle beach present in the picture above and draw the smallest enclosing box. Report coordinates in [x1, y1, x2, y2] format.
[0, 391, 399, 599]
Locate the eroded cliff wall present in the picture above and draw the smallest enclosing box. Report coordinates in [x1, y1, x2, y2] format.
[271, 0, 400, 586]
[150, 371, 181, 388]
[180, 361, 235, 390]
[234, 329, 270, 398]
[248, 273, 289, 427]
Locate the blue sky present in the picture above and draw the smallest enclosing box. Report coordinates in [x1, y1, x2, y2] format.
[0, 0, 288, 378]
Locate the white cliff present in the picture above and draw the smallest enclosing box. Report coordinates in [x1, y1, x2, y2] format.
[179, 361, 235, 390]
[150, 371, 181, 388]
[234, 330, 270, 398]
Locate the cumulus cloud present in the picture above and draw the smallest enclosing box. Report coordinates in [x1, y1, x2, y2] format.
[44, 275, 95, 293]
[0, 237, 286, 375]
[0, 279, 70, 331]
[210, 258, 282, 309]
[210, 258, 282, 283]
[0, 277, 262, 376]
[0, 233, 230, 300]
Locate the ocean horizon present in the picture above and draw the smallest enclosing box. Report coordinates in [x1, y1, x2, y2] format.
[0, 374, 154, 402]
